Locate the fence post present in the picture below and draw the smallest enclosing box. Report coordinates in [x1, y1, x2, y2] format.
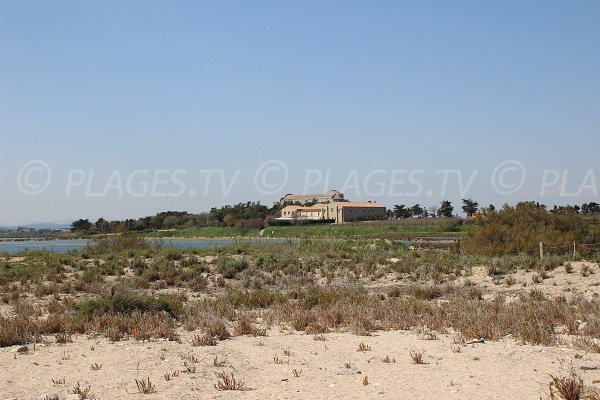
[539, 241, 545, 260]
[573, 242, 576, 260]
[455, 240, 461, 256]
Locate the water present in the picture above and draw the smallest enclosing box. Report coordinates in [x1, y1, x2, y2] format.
[0, 238, 290, 255]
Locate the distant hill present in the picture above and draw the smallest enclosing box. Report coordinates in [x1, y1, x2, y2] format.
[0, 222, 71, 230]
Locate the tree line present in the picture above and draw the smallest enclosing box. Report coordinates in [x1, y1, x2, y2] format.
[390, 199, 481, 219]
[71, 202, 282, 233]
[71, 199, 600, 233]
[390, 200, 600, 219]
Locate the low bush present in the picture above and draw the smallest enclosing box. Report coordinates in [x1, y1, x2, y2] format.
[78, 291, 184, 320]
[217, 257, 249, 279]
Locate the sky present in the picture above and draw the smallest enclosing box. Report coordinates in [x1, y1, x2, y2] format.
[1, 1, 599, 225]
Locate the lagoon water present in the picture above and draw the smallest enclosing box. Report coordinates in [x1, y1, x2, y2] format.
[0, 238, 290, 255]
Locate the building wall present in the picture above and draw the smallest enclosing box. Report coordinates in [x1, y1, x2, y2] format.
[297, 210, 323, 220]
[280, 201, 385, 223]
[280, 206, 301, 218]
[336, 205, 386, 223]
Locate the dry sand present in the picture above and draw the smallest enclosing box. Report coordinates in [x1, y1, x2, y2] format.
[3, 327, 599, 400]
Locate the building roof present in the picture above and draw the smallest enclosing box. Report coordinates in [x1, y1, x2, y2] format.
[336, 201, 385, 208]
[280, 189, 345, 202]
[281, 205, 302, 211]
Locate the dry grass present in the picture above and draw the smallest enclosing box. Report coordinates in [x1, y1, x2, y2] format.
[55, 332, 72, 344]
[164, 371, 179, 381]
[70, 382, 92, 399]
[273, 355, 289, 365]
[135, 377, 156, 394]
[191, 333, 217, 346]
[547, 368, 583, 400]
[90, 362, 102, 370]
[213, 355, 226, 367]
[545, 367, 600, 400]
[410, 350, 424, 364]
[214, 372, 252, 391]
[3, 242, 600, 376]
[356, 342, 371, 352]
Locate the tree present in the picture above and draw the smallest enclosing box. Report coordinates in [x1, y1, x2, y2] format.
[162, 215, 179, 229]
[437, 200, 453, 218]
[428, 206, 438, 218]
[462, 198, 479, 217]
[582, 202, 600, 214]
[95, 217, 109, 233]
[71, 219, 92, 232]
[393, 204, 410, 219]
[465, 202, 589, 255]
[488, 204, 495, 211]
[410, 204, 424, 218]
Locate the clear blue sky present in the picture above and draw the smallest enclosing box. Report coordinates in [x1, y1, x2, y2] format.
[1, 1, 599, 225]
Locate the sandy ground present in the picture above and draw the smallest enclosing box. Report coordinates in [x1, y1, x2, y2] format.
[2, 328, 600, 400]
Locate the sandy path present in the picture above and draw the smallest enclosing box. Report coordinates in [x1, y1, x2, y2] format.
[2, 329, 598, 400]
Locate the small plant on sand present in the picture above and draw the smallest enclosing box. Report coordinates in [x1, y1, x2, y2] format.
[90, 362, 102, 370]
[292, 368, 302, 377]
[451, 345, 462, 353]
[547, 368, 583, 400]
[363, 376, 369, 385]
[410, 350, 424, 364]
[313, 334, 327, 341]
[532, 273, 543, 284]
[164, 371, 179, 381]
[213, 355, 226, 367]
[56, 332, 72, 344]
[382, 355, 396, 363]
[183, 361, 196, 373]
[214, 372, 252, 391]
[564, 263, 573, 274]
[356, 342, 371, 352]
[344, 362, 352, 369]
[52, 378, 65, 385]
[273, 355, 289, 365]
[192, 333, 217, 346]
[420, 331, 438, 341]
[206, 319, 231, 340]
[135, 377, 156, 394]
[70, 382, 92, 399]
[505, 276, 516, 286]
[182, 353, 198, 363]
[582, 265, 592, 277]
[453, 333, 465, 344]
[545, 367, 600, 400]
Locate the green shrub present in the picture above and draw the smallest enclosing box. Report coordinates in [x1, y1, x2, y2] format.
[86, 232, 150, 255]
[217, 257, 249, 279]
[465, 202, 590, 255]
[78, 292, 184, 320]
